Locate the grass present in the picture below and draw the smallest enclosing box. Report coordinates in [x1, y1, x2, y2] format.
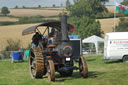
[0, 55, 128, 85]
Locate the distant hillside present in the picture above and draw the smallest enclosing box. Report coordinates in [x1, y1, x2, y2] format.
[0, 8, 65, 17]
[0, 17, 120, 51]
[0, 6, 114, 17]
[0, 6, 123, 51]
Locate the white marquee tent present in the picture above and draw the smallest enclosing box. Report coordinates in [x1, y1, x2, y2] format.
[82, 35, 104, 54]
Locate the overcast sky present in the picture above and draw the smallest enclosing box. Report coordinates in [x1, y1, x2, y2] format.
[0, 0, 123, 8]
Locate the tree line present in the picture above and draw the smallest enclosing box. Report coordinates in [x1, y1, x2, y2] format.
[66, 0, 108, 39]
[65, 0, 128, 38]
[115, 0, 128, 32]
[1, 0, 128, 35]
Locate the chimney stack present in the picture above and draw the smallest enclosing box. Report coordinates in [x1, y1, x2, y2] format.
[60, 15, 68, 41]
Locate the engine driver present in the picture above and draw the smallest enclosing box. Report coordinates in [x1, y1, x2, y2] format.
[32, 32, 42, 47]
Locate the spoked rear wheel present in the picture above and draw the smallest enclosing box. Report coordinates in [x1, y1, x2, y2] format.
[47, 60, 55, 81]
[79, 56, 88, 78]
[29, 47, 45, 78]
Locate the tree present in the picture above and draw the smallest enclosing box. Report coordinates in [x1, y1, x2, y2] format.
[15, 5, 18, 9]
[22, 6, 26, 8]
[1, 7, 10, 16]
[89, 0, 108, 15]
[67, 0, 105, 39]
[5, 39, 21, 51]
[38, 5, 41, 8]
[53, 4, 56, 7]
[68, 0, 108, 17]
[68, 0, 92, 17]
[121, 0, 128, 6]
[69, 16, 103, 39]
[60, 3, 63, 7]
[100, 0, 109, 5]
[115, 18, 128, 32]
[73, 0, 77, 3]
[66, 0, 71, 10]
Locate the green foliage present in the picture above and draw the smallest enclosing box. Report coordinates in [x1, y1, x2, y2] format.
[115, 17, 128, 32]
[38, 5, 41, 8]
[0, 51, 11, 59]
[22, 6, 26, 8]
[68, 0, 92, 17]
[100, 0, 109, 5]
[52, 4, 56, 7]
[70, 0, 127, 18]
[88, 0, 108, 15]
[67, 0, 105, 39]
[66, 0, 71, 10]
[5, 39, 21, 51]
[60, 3, 63, 7]
[26, 43, 31, 50]
[69, 16, 103, 39]
[1, 55, 128, 85]
[96, 12, 128, 19]
[67, 0, 108, 17]
[0, 21, 16, 26]
[0, 16, 55, 26]
[19, 16, 44, 24]
[121, 0, 128, 6]
[15, 5, 18, 9]
[1, 7, 10, 16]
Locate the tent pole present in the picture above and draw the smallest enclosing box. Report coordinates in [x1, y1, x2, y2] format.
[114, 0, 116, 32]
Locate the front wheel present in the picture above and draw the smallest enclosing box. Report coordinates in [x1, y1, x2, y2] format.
[79, 56, 88, 78]
[123, 55, 128, 62]
[47, 60, 55, 81]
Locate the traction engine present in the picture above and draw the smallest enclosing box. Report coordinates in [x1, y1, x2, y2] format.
[22, 16, 88, 81]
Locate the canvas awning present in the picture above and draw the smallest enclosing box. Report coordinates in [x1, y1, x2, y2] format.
[82, 35, 104, 54]
[22, 21, 74, 36]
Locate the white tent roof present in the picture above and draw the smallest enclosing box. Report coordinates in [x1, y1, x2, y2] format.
[82, 35, 104, 43]
[82, 35, 104, 54]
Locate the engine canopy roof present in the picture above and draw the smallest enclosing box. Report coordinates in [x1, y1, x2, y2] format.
[22, 21, 74, 36]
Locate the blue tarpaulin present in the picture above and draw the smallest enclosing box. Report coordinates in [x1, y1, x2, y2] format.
[68, 35, 78, 39]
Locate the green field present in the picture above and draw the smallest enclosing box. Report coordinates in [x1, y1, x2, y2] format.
[0, 55, 128, 85]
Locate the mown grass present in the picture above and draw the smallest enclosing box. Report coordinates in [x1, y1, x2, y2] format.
[0, 55, 128, 85]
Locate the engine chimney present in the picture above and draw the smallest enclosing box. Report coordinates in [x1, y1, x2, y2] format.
[60, 15, 68, 41]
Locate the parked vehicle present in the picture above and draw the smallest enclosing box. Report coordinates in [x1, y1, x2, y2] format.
[104, 32, 128, 62]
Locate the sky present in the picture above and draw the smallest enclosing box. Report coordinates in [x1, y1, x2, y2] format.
[0, 0, 124, 8]
[106, 0, 123, 5]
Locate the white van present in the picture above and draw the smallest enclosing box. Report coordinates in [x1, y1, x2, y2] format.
[104, 32, 128, 62]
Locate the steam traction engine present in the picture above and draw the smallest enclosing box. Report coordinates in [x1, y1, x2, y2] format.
[22, 16, 88, 81]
